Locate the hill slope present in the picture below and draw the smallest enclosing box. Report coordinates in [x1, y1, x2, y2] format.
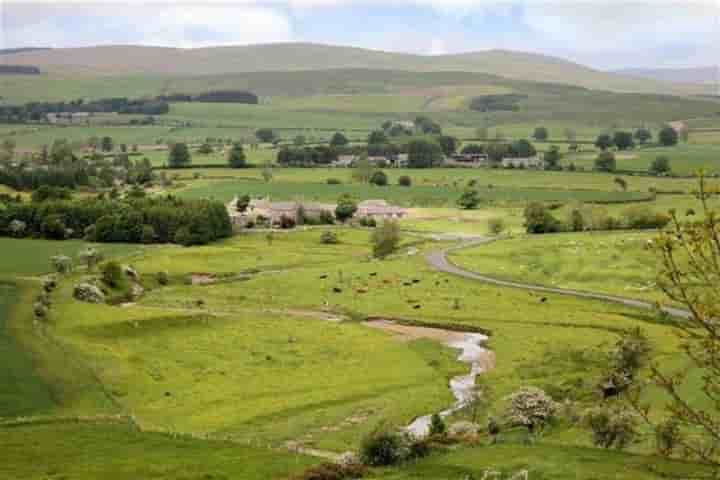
[615, 66, 720, 85]
[1, 43, 708, 95]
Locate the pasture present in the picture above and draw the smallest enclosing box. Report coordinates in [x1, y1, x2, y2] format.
[176, 178, 652, 206]
[451, 231, 665, 303]
[0, 422, 316, 480]
[566, 143, 720, 175]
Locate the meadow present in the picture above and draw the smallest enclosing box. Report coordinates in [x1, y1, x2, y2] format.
[176, 178, 652, 206]
[0, 220, 707, 477]
[451, 231, 665, 303]
[565, 143, 720, 175]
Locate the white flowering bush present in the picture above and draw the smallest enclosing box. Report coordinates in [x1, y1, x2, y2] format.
[73, 283, 106, 304]
[505, 386, 557, 433]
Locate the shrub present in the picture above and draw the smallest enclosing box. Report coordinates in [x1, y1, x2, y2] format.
[360, 425, 404, 466]
[584, 404, 638, 450]
[359, 216, 377, 228]
[326, 178, 342, 185]
[487, 217, 505, 235]
[51, 255, 73, 275]
[102, 261, 126, 289]
[371, 220, 400, 259]
[398, 175, 412, 187]
[369, 170, 388, 186]
[174, 226, 192, 246]
[279, 214, 296, 229]
[319, 210, 335, 225]
[655, 418, 681, 456]
[42, 214, 67, 240]
[506, 386, 557, 433]
[621, 206, 670, 230]
[594, 151, 616, 172]
[320, 231, 340, 245]
[335, 194, 358, 223]
[141, 225, 156, 244]
[429, 414, 446, 437]
[73, 283, 106, 304]
[658, 126, 679, 146]
[156, 271, 169, 286]
[524, 202, 563, 234]
[457, 188, 481, 210]
[650, 156, 671, 175]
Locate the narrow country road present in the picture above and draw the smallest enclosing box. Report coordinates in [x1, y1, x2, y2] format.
[425, 237, 692, 319]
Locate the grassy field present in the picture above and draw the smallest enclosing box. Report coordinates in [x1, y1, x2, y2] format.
[451, 231, 666, 303]
[168, 166, 704, 193]
[176, 178, 652, 206]
[0, 223, 707, 475]
[0, 238, 142, 279]
[566, 143, 720, 175]
[1, 422, 316, 480]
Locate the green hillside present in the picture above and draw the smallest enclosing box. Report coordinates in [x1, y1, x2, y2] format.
[1, 43, 710, 95]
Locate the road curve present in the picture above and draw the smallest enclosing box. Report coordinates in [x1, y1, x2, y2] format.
[425, 238, 692, 319]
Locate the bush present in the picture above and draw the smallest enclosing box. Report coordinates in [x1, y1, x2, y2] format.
[398, 175, 412, 187]
[51, 255, 73, 274]
[658, 126, 679, 147]
[73, 282, 106, 304]
[174, 226, 192, 246]
[585, 404, 638, 450]
[506, 386, 557, 433]
[457, 188, 481, 210]
[371, 221, 400, 259]
[360, 425, 404, 466]
[102, 261, 126, 289]
[335, 194, 358, 223]
[156, 271, 169, 286]
[319, 210, 335, 225]
[650, 156, 671, 175]
[42, 214, 67, 239]
[594, 151, 616, 172]
[277, 214, 294, 229]
[359, 216, 377, 228]
[524, 202, 563, 234]
[369, 170, 388, 186]
[429, 414, 446, 437]
[326, 178, 342, 185]
[293, 462, 366, 480]
[140, 225, 156, 244]
[320, 231, 340, 245]
[621, 206, 670, 230]
[487, 217, 505, 235]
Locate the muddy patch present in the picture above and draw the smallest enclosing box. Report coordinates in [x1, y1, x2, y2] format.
[190, 273, 217, 285]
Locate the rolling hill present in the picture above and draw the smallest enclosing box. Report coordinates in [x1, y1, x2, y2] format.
[614, 66, 719, 85]
[1, 42, 709, 95]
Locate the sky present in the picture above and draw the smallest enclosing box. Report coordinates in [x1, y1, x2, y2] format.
[1, 0, 718, 70]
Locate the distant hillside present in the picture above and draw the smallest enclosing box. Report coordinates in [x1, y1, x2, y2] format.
[0, 47, 51, 56]
[615, 66, 719, 85]
[0, 43, 708, 95]
[0, 65, 40, 75]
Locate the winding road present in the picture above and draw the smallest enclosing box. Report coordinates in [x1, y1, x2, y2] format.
[425, 237, 692, 319]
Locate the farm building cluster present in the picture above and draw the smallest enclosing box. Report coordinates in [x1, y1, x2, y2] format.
[332, 152, 544, 169]
[227, 197, 407, 228]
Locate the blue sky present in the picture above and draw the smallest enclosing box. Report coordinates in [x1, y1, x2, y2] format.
[1, 1, 718, 69]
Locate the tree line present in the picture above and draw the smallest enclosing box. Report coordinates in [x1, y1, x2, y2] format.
[0, 97, 169, 123]
[0, 195, 232, 246]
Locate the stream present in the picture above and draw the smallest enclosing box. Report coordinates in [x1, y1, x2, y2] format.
[406, 332, 490, 438]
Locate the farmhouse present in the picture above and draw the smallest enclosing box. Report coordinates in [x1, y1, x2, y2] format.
[357, 200, 407, 219]
[47, 112, 92, 124]
[501, 155, 544, 169]
[446, 153, 489, 168]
